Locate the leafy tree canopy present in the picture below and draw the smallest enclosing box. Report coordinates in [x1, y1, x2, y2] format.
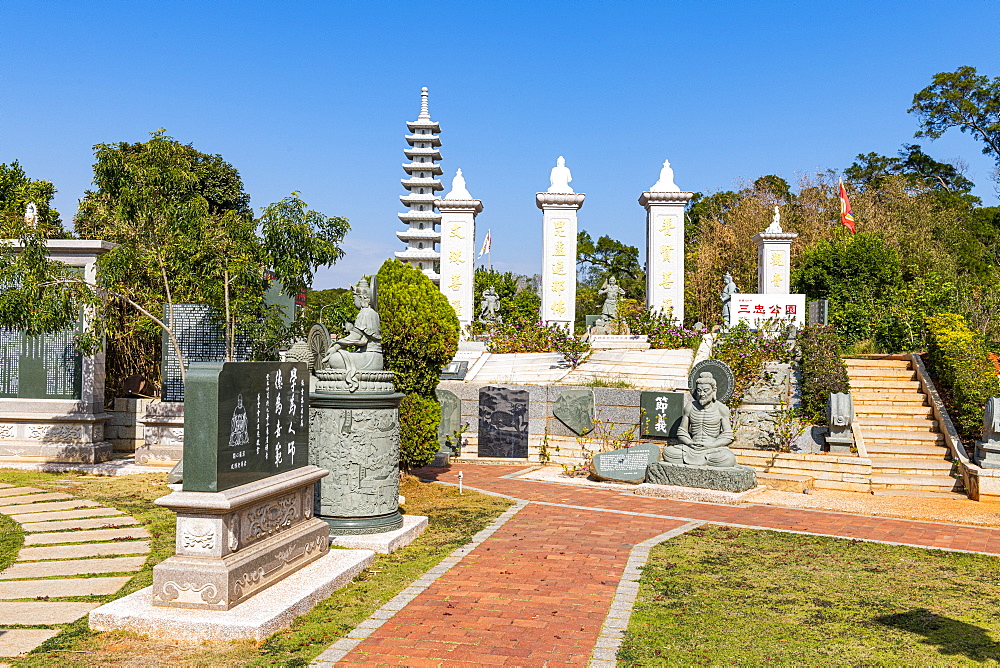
[910, 66, 1000, 169]
[0, 161, 65, 238]
[845, 144, 977, 202]
[576, 230, 644, 295]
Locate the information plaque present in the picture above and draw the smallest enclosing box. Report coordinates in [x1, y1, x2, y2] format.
[182, 361, 309, 493]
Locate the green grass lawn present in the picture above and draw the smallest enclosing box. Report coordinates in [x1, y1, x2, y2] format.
[622, 524, 1000, 666]
[0, 471, 512, 667]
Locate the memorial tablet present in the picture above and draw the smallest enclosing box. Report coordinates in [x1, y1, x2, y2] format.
[640, 391, 685, 438]
[478, 386, 528, 458]
[183, 361, 309, 493]
[553, 389, 595, 436]
[0, 327, 83, 400]
[591, 443, 661, 483]
[161, 304, 251, 402]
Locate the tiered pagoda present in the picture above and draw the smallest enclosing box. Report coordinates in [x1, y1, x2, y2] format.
[394, 87, 443, 283]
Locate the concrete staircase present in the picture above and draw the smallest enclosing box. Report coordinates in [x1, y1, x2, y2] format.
[847, 357, 963, 497]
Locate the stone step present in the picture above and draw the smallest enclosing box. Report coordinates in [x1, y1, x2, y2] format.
[0, 487, 46, 498]
[870, 489, 968, 498]
[864, 442, 952, 459]
[844, 359, 913, 368]
[856, 405, 934, 418]
[755, 472, 813, 493]
[17, 540, 151, 562]
[849, 380, 922, 390]
[870, 473, 962, 492]
[853, 394, 928, 406]
[0, 629, 59, 658]
[0, 601, 100, 624]
[857, 418, 939, 433]
[870, 458, 954, 474]
[0, 576, 131, 600]
[847, 369, 917, 380]
[23, 526, 151, 545]
[0, 556, 146, 580]
[860, 429, 945, 444]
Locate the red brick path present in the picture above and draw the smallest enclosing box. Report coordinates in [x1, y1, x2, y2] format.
[335, 464, 1000, 666]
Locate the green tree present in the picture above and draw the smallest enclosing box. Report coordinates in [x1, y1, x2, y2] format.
[845, 144, 977, 200]
[910, 66, 1000, 173]
[65, 131, 348, 396]
[376, 260, 460, 470]
[0, 161, 65, 237]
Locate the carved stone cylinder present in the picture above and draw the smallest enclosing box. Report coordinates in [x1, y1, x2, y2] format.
[308, 392, 406, 535]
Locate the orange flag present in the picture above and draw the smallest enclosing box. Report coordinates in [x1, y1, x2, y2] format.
[839, 179, 856, 234]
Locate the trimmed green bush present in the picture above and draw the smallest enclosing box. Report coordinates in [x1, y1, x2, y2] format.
[925, 312, 1000, 439]
[376, 260, 460, 468]
[799, 325, 850, 423]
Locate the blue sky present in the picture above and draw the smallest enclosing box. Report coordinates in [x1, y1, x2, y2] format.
[3, 1, 999, 288]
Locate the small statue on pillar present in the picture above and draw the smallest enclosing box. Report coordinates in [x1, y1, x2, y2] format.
[547, 156, 574, 194]
[721, 272, 740, 329]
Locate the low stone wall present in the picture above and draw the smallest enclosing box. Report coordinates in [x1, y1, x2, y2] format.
[734, 448, 872, 492]
[439, 381, 640, 464]
[105, 398, 152, 454]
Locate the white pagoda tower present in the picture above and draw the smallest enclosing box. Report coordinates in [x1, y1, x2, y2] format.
[394, 87, 443, 283]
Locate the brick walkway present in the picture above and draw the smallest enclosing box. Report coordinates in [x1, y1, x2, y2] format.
[317, 464, 1000, 666]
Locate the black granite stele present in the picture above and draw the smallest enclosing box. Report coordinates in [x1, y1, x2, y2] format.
[478, 386, 529, 458]
[645, 461, 757, 493]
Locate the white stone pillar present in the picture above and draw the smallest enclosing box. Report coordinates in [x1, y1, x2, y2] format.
[752, 206, 798, 294]
[537, 193, 585, 328]
[436, 169, 482, 329]
[641, 192, 693, 321]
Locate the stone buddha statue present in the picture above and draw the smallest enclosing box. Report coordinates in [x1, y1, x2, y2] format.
[548, 156, 574, 193]
[322, 278, 383, 388]
[662, 371, 737, 468]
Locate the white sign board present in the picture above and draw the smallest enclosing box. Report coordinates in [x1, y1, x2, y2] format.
[732, 293, 806, 328]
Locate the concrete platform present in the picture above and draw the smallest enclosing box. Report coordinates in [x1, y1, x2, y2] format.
[330, 515, 428, 554]
[633, 483, 767, 505]
[88, 548, 374, 641]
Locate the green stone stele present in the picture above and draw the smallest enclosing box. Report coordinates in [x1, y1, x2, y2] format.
[301, 278, 406, 535]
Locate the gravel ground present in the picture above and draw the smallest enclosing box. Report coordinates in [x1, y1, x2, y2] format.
[517, 466, 1000, 528]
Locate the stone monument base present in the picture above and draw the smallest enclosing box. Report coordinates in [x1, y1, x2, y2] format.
[634, 482, 766, 505]
[976, 441, 1000, 469]
[645, 461, 757, 493]
[151, 467, 329, 611]
[330, 514, 428, 553]
[89, 548, 373, 641]
[135, 400, 184, 465]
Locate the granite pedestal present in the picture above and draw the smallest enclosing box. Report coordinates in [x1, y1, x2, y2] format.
[645, 461, 757, 493]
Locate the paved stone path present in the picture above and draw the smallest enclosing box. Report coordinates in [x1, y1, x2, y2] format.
[0, 482, 150, 658]
[313, 464, 1000, 666]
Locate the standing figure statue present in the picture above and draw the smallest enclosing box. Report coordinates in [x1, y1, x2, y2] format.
[662, 371, 737, 468]
[24, 203, 38, 228]
[547, 156, 574, 194]
[479, 286, 501, 322]
[721, 272, 740, 329]
[323, 278, 383, 389]
[765, 205, 783, 233]
[598, 275, 625, 320]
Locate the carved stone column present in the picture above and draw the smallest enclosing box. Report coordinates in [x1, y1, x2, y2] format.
[537, 192, 585, 328]
[640, 191, 693, 320]
[436, 193, 482, 330]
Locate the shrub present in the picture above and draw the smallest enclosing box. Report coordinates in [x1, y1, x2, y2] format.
[487, 315, 591, 367]
[617, 303, 706, 350]
[376, 260, 460, 468]
[925, 312, 1000, 440]
[799, 325, 850, 423]
[713, 321, 794, 408]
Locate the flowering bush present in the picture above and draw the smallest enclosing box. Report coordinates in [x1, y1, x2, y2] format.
[713, 321, 794, 408]
[617, 303, 707, 350]
[487, 315, 591, 367]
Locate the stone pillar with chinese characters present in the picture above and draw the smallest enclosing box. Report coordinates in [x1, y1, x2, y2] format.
[436, 169, 482, 330]
[640, 160, 694, 321]
[537, 157, 585, 328]
[752, 206, 798, 294]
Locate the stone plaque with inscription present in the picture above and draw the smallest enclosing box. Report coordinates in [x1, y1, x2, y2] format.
[0, 326, 83, 400]
[437, 388, 462, 449]
[161, 305, 251, 403]
[591, 443, 661, 483]
[183, 362, 309, 493]
[478, 386, 529, 458]
[640, 391, 685, 438]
